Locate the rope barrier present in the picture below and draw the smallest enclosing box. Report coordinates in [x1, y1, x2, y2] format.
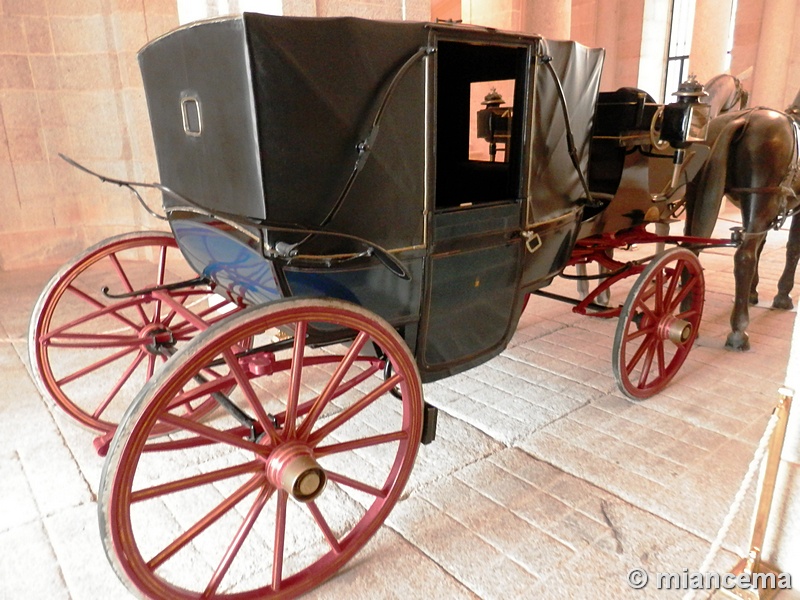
[682, 409, 781, 600]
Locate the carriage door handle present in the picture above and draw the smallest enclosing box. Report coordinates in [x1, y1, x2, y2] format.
[521, 230, 542, 254]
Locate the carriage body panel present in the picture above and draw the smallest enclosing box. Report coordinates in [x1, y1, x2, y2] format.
[138, 14, 604, 380]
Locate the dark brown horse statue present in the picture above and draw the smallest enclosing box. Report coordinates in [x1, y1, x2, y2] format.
[684, 89, 800, 350]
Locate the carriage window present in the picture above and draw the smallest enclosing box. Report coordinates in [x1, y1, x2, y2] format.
[436, 42, 527, 209]
[471, 80, 514, 162]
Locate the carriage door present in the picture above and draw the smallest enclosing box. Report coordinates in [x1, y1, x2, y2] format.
[419, 40, 529, 378]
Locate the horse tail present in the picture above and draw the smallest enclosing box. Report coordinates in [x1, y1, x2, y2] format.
[685, 116, 748, 238]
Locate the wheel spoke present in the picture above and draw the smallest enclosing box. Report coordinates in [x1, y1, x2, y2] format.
[132, 460, 263, 502]
[152, 290, 213, 332]
[271, 490, 288, 592]
[272, 362, 382, 431]
[145, 352, 157, 380]
[165, 373, 237, 411]
[326, 470, 387, 498]
[142, 425, 255, 453]
[315, 430, 408, 457]
[306, 501, 342, 554]
[284, 321, 308, 437]
[298, 331, 370, 439]
[661, 264, 681, 310]
[633, 293, 658, 323]
[656, 339, 666, 377]
[204, 485, 272, 597]
[55, 345, 139, 386]
[65, 284, 141, 331]
[308, 374, 402, 445]
[624, 331, 655, 373]
[151, 244, 168, 323]
[636, 337, 658, 387]
[623, 323, 656, 342]
[668, 270, 699, 313]
[223, 349, 281, 445]
[108, 252, 150, 325]
[156, 412, 268, 456]
[92, 350, 146, 419]
[43, 332, 145, 348]
[654, 270, 665, 315]
[146, 474, 267, 570]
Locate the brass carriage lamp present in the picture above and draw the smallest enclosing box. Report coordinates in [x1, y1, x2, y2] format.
[477, 88, 512, 162]
[658, 75, 711, 190]
[660, 75, 710, 148]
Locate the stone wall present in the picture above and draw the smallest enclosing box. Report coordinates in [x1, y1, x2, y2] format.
[733, 0, 800, 108]
[0, 0, 178, 271]
[2, 0, 799, 271]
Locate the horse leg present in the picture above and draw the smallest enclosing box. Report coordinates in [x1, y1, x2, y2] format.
[749, 236, 767, 305]
[773, 213, 800, 309]
[727, 230, 766, 351]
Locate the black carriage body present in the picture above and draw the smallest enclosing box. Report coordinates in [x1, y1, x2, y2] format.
[138, 14, 604, 381]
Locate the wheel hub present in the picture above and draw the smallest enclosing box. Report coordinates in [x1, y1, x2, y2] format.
[658, 316, 692, 344]
[139, 324, 175, 354]
[265, 442, 327, 502]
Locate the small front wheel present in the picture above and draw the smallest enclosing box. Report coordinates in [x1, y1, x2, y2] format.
[99, 298, 423, 599]
[612, 248, 704, 399]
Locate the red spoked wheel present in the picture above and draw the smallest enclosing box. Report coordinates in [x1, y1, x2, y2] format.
[98, 298, 423, 599]
[612, 248, 704, 400]
[28, 231, 245, 436]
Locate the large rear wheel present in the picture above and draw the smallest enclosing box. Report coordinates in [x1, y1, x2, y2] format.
[99, 298, 423, 599]
[612, 248, 704, 399]
[29, 231, 244, 437]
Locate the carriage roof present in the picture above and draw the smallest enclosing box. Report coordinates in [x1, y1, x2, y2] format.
[138, 14, 603, 250]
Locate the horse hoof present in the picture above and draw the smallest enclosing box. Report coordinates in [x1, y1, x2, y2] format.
[725, 332, 750, 351]
[772, 294, 794, 310]
[749, 293, 759, 305]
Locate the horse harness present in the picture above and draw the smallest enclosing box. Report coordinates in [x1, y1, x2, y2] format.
[725, 108, 800, 231]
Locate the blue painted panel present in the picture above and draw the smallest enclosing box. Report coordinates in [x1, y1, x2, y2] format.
[171, 220, 282, 306]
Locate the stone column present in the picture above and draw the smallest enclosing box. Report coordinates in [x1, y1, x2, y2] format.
[688, 0, 734, 83]
[749, 0, 797, 107]
[595, 0, 620, 90]
[761, 305, 800, 576]
[461, 0, 519, 30]
[461, 0, 569, 36]
[518, 0, 571, 38]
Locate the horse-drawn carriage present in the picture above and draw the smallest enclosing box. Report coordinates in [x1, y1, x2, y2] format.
[28, 13, 777, 599]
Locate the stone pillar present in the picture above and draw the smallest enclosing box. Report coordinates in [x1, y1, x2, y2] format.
[519, 0, 571, 38]
[462, 0, 519, 30]
[761, 305, 800, 576]
[461, 0, 569, 36]
[595, 0, 620, 90]
[688, 0, 734, 84]
[749, 0, 797, 107]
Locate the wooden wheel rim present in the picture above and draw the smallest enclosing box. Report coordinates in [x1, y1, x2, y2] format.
[99, 298, 423, 599]
[612, 248, 705, 400]
[28, 231, 242, 434]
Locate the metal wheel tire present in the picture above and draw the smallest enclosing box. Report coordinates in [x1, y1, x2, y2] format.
[98, 298, 423, 599]
[612, 247, 704, 400]
[28, 231, 244, 434]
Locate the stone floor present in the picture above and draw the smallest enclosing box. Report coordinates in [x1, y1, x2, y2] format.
[1, 203, 798, 599]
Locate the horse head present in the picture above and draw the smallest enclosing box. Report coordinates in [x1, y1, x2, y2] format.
[704, 73, 749, 118]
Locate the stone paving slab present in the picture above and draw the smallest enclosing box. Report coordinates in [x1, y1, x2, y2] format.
[0, 520, 71, 600]
[1, 201, 797, 599]
[387, 448, 739, 599]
